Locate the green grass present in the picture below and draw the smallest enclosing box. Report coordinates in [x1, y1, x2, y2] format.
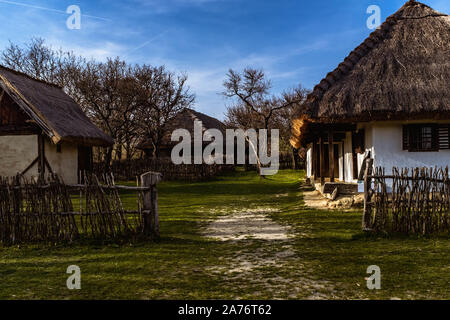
[0, 169, 448, 300]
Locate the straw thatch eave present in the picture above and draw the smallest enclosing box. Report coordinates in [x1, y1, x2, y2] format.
[0, 66, 113, 147]
[291, 0, 449, 148]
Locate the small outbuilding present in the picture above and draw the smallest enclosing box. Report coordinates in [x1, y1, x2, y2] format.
[137, 108, 226, 159]
[291, 1, 449, 193]
[0, 66, 113, 183]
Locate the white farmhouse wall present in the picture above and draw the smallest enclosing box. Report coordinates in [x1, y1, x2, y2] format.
[306, 146, 312, 177]
[343, 132, 354, 182]
[0, 135, 38, 178]
[338, 142, 344, 181]
[0, 135, 79, 184]
[370, 122, 450, 173]
[45, 141, 79, 184]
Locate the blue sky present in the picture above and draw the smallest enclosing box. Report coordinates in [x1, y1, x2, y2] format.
[0, 0, 447, 120]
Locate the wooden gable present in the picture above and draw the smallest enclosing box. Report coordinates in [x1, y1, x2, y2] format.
[0, 91, 40, 135]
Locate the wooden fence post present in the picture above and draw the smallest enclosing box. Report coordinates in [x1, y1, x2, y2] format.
[362, 158, 374, 231]
[140, 172, 163, 239]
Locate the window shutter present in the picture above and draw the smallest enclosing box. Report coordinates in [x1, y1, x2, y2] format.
[438, 125, 450, 150]
[431, 124, 439, 151]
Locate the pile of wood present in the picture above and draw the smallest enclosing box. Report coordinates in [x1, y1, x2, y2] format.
[364, 166, 450, 235]
[0, 174, 147, 244]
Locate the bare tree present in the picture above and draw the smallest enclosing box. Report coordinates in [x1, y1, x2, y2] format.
[134, 65, 195, 158]
[0, 38, 84, 88]
[223, 68, 307, 173]
[0, 38, 196, 165]
[223, 68, 305, 131]
[70, 58, 139, 165]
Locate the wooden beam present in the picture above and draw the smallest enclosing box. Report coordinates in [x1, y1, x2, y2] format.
[362, 158, 374, 231]
[320, 137, 325, 185]
[0, 124, 40, 136]
[21, 156, 39, 175]
[38, 134, 45, 180]
[329, 130, 335, 182]
[44, 157, 54, 175]
[311, 142, 316, 181]
[0, 88, 4, 104]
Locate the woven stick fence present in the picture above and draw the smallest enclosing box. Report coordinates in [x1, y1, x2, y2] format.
[93, 158, 235, 182]
[0, 172, 161, 244]
[363, 165, 450, 235]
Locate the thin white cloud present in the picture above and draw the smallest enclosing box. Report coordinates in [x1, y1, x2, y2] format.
[0, 0, 111, 21]
[122, 29, 171, 59]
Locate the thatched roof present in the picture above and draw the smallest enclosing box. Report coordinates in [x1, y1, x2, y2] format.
[137, 108, 226, 150]
[0, 66, 113, 146]
[291, 1, 449, 147]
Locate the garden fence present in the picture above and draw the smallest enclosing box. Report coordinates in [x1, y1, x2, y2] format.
[93, 158, 235, 182]
[0, 172, 161, 244]
[362, 162, 450, 235]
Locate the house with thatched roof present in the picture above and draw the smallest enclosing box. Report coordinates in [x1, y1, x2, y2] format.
[290, 0, 449, 193]
[137, 108, 226, 159]
[0, 66, 113, 184]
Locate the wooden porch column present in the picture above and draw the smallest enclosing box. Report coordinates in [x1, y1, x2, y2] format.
[319, 137, 325, 185]
[37, 133, 45, 180]
[328, 130, 335, 182]
[311, 142, 316, 181]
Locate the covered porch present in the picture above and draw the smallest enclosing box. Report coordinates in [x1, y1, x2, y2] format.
[304, 123, 365, 195]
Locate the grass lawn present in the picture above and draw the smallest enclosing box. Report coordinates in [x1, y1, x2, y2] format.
[0, 169, 448, 300]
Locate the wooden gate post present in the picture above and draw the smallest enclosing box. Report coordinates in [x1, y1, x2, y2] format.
[140, 172, 163, 239]
[362, 158, 374, 231]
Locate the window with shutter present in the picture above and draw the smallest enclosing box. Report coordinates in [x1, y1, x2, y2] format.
[402, 124, 443, 152]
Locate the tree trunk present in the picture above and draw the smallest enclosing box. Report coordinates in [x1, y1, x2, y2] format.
[105, 147, 113, 167]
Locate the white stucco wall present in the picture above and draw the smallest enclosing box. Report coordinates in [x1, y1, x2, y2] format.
[343, 132, 354, 182]
[0, 135, 79, 184]
[306, 146, 312, 178]
[45, 141, 79, 184]
[0, 135, 39, 178]
[370, 122, 450, 174]
[338, 142, 344, 181]
[305, 121, 449, 184]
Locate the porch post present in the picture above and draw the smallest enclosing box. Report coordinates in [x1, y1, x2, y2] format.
[328, 130, 335, 182]
[311, 142, 316, 181]
[319, 137, 325, 185]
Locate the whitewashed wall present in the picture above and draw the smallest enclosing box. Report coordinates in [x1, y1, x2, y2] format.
[0, 135, 79, 184]
[338, 142, 344, 181]
[306, 146, 312, 178]
[306, 121, 449, 184]
[45, 141, 79, 184]
[343, 132, 354, 182]
[0, 135, 38, 177]
[370, 122, 450, 174]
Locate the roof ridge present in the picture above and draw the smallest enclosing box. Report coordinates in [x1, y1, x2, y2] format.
[305, 1, 448, 115]
[0, 65, 63, 89]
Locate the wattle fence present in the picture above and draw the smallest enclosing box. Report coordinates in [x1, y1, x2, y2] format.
[93, 158, 235, 182]
[93, 152, 303, 182]
[362, 163, 450, 235]
[0, 172, 161, 245]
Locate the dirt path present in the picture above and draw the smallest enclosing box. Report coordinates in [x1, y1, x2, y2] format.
[203, 207, 338, 299]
